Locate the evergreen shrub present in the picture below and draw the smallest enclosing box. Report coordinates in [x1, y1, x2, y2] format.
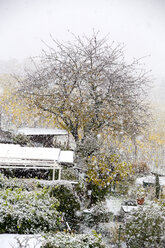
[50, 184, 80, 230]
[124, 204, 165, 248]
[0, 173, 36, 191]
[0, 188, 61, 234]
[41, 232, 106, 248]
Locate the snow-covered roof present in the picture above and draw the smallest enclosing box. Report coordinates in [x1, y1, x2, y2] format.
[151, 166, 165, 176]
[0, 143, 20, 148]
[0, 144, 74, 164]
[0, 145, 60, 161]
[159, 177, 165, 186]
[59, 151, 74, 164]
[136, 176, 154, 185]
[136, 176, 165, 187]
[16, 127, 68, 136]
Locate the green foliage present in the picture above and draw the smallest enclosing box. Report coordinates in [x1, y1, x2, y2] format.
[41, 232, 106, 248]
[49, 185, 80, 230]
[124, 204, 165, 248]
[82, 202, 112, 228]
[12, 134, 32, 146]
[115, 179, 134, 196]
[86, 153, 132, 205]
[159, 199, 165, 207]
[0, 173, 36, 191]
[0, 188, 61, 234]
[87, 183, 110, 206]
[61, 168, 77, 181]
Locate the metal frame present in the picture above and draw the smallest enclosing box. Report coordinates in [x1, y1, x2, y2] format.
[0, 158, 61, 180]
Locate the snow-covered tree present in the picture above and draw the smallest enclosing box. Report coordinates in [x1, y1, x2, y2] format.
[17, 33, 150, 163]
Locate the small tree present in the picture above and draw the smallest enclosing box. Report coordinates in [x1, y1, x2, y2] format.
[86, 153, 132, 205]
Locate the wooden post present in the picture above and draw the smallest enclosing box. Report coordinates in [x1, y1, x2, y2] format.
[58, 167, 61, 180]
[52, 167, 55, 181]
[67, 132, 69, 149]
[155, 173, 160, 199]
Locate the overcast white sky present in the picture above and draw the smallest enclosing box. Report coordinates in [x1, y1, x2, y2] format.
[0, 0, 165, 96]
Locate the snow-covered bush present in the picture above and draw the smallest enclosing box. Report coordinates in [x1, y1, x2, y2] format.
[0, 173, 36, 191]
[61, 168, 77, 181]
[41, 231, 106, 248]
[49, 184, 81, 230]
[82, 202, 112, 228]
[0, 188, 61, 234]
[116, 179, 133, 196]
[124, 204, 165, 248]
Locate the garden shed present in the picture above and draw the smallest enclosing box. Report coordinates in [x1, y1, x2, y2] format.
[16, 127, 69, 148]
[0, 144, 74, 180]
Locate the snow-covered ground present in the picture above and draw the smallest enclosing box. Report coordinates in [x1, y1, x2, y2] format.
[0, 234, 42, 248]
[105, 196, 123, 215]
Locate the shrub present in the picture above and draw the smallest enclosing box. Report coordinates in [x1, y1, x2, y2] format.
[41, 231, 106, 248]
[12, 134, 32, 146]
[0, 188, 61, 234]
[49, 184, 80, 230]
[0, 173, 36, 191]
[61, 168, 77, 181]
[124, 204, 165, 248]
[86, 154, 132, 206]
[115, 179, 134, 196]
[82, 202, 112, 228]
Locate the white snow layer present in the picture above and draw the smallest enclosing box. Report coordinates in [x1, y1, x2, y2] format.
[0, 234, 42, 248]
[0, 144, 74, 164]
[16, 127, 68, 136]
[105, 196, 123, 215]
[136, 176, 165, 186]
[59, 150, 74, 163]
